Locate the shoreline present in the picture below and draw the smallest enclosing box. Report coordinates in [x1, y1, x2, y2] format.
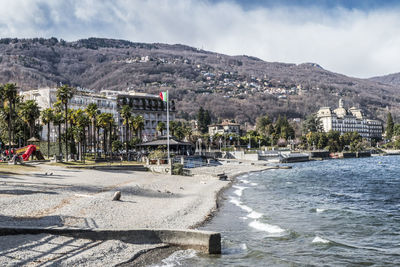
[0, 161, 274, 266]
[130, 164, 278, 266]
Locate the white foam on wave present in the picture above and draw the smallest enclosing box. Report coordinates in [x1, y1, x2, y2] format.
[250, 182, 258, 186]
[156, 249, 197, 267]
[312, 236, 330, 244]
[248, 211, 263, 219]
[286, 182, 293, 185]
[241, 174, 249, 178]
[229, 197, 241, 206]
[232, 185, 247, 197]
[316, 208, 326, 213]
[249, 220, 285, 234]
[240, 243, 248, 250]
[229, 197, 257, 213]
[241, 179, 250, 184]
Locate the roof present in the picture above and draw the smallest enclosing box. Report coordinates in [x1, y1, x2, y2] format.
[209, 121, 240, 127]
[139, 138, 192, 147]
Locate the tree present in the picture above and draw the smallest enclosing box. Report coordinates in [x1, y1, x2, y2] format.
[71, 109, 89, 161]
[2, 83, 18, 154]
[197, 107, 211, 134]
[169, 121, 178, 137]
[393, 123, 400, 137]
[274, 115, 295, 140]
[85, 103, 98, 158]
[131, 115, 145, 140]
[19, 100, 41, 138]
[41, 108, 54, 158]
[120, 105, 131, 153]
[53, 101, 64, 157]
[156, 121, 166, 136]
[256, 114, 272, 136]
[302, 113, 322, 133]
[97, 113, 113, 158]
[56, 85, 75, 161]
[386, 112, 394, 140]
[204, 110, 211, 130]
[183, 124, 193, 142]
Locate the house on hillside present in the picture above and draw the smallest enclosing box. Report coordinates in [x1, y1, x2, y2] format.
[208, 120, 241, 136]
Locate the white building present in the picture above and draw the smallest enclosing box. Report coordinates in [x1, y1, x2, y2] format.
[116, 91, 175, 142]
[208, 120, 241, 136]
[317, 99, 382, 139]
[20, 88, 175, 142]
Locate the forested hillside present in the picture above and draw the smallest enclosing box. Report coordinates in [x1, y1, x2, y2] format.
[0, 37, 399, 124]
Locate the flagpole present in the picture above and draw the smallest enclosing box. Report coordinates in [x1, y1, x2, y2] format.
[166, 90, 170, 163]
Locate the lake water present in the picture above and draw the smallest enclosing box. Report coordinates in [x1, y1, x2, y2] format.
[155, 156, 400, 266]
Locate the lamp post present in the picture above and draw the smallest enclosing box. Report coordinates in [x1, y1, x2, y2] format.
[219, 138, 222, 151]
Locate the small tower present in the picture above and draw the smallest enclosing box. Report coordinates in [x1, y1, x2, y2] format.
[339, 98, 344, 108]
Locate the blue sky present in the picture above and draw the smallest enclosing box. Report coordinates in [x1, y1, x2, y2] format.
[0, 0, 400, 78]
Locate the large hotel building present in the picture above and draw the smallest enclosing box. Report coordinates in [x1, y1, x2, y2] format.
[21, 87, 175, 142]
[317, 99, 382, 139]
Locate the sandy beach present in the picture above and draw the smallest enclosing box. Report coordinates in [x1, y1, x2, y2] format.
[0, 161, 272, 266]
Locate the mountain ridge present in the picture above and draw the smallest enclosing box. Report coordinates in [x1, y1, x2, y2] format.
[0, 37, 398, 124]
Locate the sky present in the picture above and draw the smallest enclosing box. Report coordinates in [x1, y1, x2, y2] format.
[0, 0, 400, 78]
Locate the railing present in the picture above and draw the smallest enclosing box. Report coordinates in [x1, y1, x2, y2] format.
[172, 156, 222, 169]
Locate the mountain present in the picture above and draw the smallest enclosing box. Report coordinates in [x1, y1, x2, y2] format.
[0, 37, 399, 124]
[370, 72, 400, 87]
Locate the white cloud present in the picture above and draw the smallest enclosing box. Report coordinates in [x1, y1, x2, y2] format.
[0, 0, 399, 78]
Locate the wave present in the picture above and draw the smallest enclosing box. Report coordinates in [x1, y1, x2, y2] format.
[310, 208, 326, 213]
[312, 236, 330, 244]
[229, 197, 263, 219]
[249, 220, 285, 235]
[232, 185, 248, 197]
[250, 182, 258, 186]
[157, 249, 197, 267]
[222, 242, 248, 255]
[248, 211, 263, 219]
[229, 197, 253, 213]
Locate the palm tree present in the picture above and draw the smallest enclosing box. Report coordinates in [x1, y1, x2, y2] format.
[71, 109, 89, 162]
[41, 108, 54, 159]
[120, 105, 131, 155]
[169, 121, 179, 137]
[19, 99, 41, 139]
[53, 101, 64, 158]
[97, 113, 113, 158]
[56, 85, 75, 161]
[131, 115, 145, 140]
[85, 103, 98, 158]
[156, 121, 166, 136]
[3, 83, 18, 155]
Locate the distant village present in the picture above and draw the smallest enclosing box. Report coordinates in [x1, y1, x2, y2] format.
[118, 55, 302, 100]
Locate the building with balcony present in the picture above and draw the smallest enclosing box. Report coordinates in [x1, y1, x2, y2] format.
[20, 88, 175, 142]
[116, 91, 175, 142]
[317, 99, 382, 139]
[208, 120, 241, 136]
